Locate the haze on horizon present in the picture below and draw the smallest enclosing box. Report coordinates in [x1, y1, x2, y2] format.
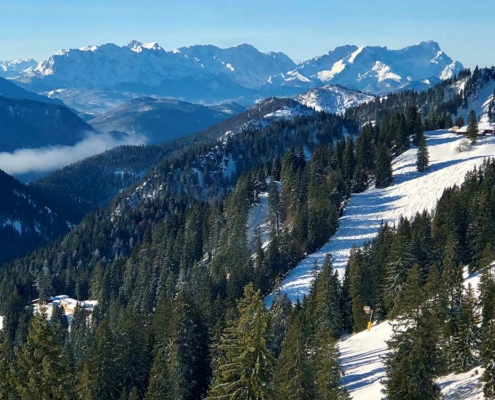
[1, 0, 494, 68]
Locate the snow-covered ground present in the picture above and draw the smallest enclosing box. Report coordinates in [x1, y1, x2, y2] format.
[295, 84, 375, 114]
[338, 318, 485, 400]
[266, 130, 495, 307]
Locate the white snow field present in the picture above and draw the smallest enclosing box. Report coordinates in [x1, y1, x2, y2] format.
[338, 317, 485, 400]
[266, 130, 495, 307]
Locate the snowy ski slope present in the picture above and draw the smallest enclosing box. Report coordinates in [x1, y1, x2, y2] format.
[266, 130, 495, 307]
[263, 129, 495, 399]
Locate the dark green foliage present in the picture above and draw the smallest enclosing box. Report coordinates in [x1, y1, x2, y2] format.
[274, 316, 316, 400]
[382, 266, 443, 400]
[467, 109, 479, 142]
[416, 133, 429, 172]
[451, 284, 481, 372]
[207, 284, 274, 399]
[12, 313, 75, 400]
[375, 144, 393, 188]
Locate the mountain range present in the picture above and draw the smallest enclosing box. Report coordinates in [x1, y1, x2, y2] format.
[8, 40, 463, 114]
[88, 97, 244, 144]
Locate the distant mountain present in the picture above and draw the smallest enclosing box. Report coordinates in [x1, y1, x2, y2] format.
[88, 97, 233, 144]
[0, 59, 37, 78]
[0, 168, 70, 265]
[263, 41, 463, 95]
[14, 41, 294, 113]
[12, 40, 463, 114]
[207, 101, 246, 116]
[0, 96, 94, 152]
[0, 76, 66, 106]
[295, 84, 375, 114]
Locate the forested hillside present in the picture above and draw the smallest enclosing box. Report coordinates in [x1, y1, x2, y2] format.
[1, 67, 494, 399]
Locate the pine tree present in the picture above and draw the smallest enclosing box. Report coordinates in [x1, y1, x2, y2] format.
[268, 292, 292, 358]
[12, 313, 74, 400]
[383, 267, 443, 399]
[375, 144, 393, 188]
[207, 284, 274, 399]
[482, 317, 495, 398]
[145, 347, 172, 400]
[451, 284, 481, 372]
[274, 316, 316, 400]
[467, 109, 479, 143]
[314, 328, 350, 400]
[313, 254, 342, 336]
[0, 330, 15, 399]
[416, 133, 429, 172]
[167, 290, 210, 400]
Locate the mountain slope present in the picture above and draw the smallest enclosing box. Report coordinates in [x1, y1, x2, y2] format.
[295, 84, 375, 114]
[88, 97, 232, 144]
[0, 96, 94, 152]
[0, 76, 66, 106]
[264, 41, 463, 95]
[0, 168, 70, 265]
[266, 130, 495, 306]
[31, 97, 313, 221]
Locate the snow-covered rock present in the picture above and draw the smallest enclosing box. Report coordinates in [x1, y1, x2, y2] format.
[264, 41, 463, 95]
[295, 84, 375, 114]
[0, 59, 37, 78]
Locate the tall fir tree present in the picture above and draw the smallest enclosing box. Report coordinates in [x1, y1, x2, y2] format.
[416, 133, 430, 172]
[451, 284, 481, 372]
[12, 312, 74, 400]
[314, 327, 350, 400]
[207, 284, 274, 399]
[467, 109, 479, 143]
[375, 144, 393, 188]
[382, 266, 443, 400]
[274, 316, 316, 400]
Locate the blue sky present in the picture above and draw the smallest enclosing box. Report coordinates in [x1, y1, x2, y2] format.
[1, 0, 493, 67]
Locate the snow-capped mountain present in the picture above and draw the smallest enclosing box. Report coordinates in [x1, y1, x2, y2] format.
[14, 41, 294, 113]
[263, 41, 463, 95]
[295, 84, 375, 114]
[0, 59, 37, 78]
[12, 40, 463, 114]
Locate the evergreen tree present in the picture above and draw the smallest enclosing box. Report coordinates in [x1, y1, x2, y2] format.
[314, 328, 350, 400]
[274, 316, 316, 400]
[482, 317, 495, 399]
[12, 313, 74, 400]
[268, 292, 292, 358]
[207, 284, 274, 399]
[451, 284, 481, 372]
[167, 290, 210, 400]
[416, 133, 429, 172]
[375, 144, 393, 188]
[313, 254, 342, 336]
[145, 347, 172, 400]
[382, 267, 443, 400]
[467, 109, 479, 143]
[0, 330, 15, 399]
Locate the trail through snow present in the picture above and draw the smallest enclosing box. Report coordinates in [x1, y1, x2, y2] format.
[266, 130, 495, 307]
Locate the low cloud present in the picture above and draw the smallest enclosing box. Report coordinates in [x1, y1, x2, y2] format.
[0, 132, 147, 175]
